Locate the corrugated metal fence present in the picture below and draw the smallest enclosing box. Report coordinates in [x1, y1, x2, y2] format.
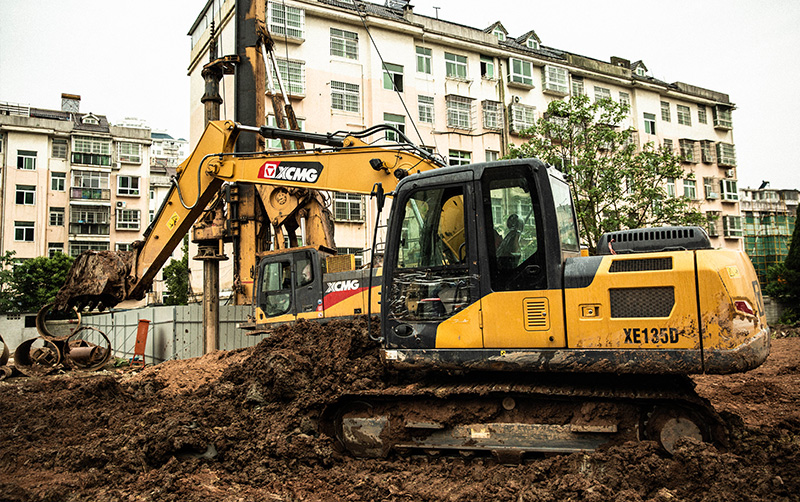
[80, 304, 270, 364]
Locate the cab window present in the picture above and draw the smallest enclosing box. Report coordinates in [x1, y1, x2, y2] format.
[484, 169, 545, 291]
[391, 186, 471, 321]
[261, 260, 292, 316]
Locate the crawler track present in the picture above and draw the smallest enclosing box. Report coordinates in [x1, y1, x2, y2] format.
[325, 372, 727, 459]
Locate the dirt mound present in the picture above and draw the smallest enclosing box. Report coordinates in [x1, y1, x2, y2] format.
[1, 320, 799, 501]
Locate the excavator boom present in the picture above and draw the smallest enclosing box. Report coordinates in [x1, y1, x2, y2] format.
[52, 120, 442, 312]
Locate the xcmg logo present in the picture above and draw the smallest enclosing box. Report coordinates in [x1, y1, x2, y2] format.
[258, 161, 324, 183]
[325, 280, 360, 294]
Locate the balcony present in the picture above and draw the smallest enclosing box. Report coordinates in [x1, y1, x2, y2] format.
[71, 187, 110, 200]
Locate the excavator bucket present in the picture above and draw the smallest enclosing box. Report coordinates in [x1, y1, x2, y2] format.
[53, 250, 136, 312]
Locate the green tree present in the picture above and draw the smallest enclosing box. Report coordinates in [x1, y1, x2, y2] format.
[0, 251, 74, 313]
[163, 236, 190, 305]
[507, 94, 705, 251]
[765, 219, 800, 323]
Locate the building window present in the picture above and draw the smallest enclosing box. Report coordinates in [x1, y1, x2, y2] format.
[69, 241, 109, 257]
[480, 55, 495, 79]
[716, 143, 736, 166]
[330, 27, 358, 59]
[14, 221, 34, 242]
[117, 176, 140, 196]
[486, 150, 499, 162]
[701, 140, 715, 163]
[721, 179, 739, 201]
[713, 105, 733, 129]
[331, 81, 360, 113]
[48, 243, 64, 258]
[15, 185, 35, 205]
[509, 58, 534, 86]
[448, 150, 471, 166]
[541, 65, 568, 95]
[273, 58, 306, 95]
[660, 101, 671, 122]
[52, 139, 68, 159]
[619, 92, 631, 113]
[116, 209, 141, 230]
[418, 96, 434, 124]
[445, 52, 468, 79]
[482, 100, 502, 130]
[69, 207, 110, 235]
[679, 139, 696, 163]
[665, 178, 676, 198]
[594, 86, 611, 102]
[723, 215, 743, 238]
[150, 210, 155, 223]
[706, 211, 720, 237]
[116, 243, 132, 252]
[266, 115, 305, 149]
[526, 38, 539, 49]
[333, 193, 363, 222]
[698, 106, 707, 124]
[51, 172, 66, 191]
[662, 139, 674, 153]
[416, 46, 432, 74]
[118, 142, 141, 163]
[384, 113, 405, 142]
[492, 27, 505, 41]
[509, 103, 536, 134]
[382, 63, 404, 92]
[683, 179, 697, 199]
[677, 105, 692, 126]
[17, 150, 37, 170]
[704, 178, 719, 199]
[571, 76, 584, 96]
[72, 136, 111, 166]
[643, 113, 656, 135]
[49, 207, 65, 226]
[268, 2, 304, 39]
[446, 95, 472, 130]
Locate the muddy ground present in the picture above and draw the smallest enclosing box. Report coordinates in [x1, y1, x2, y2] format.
[1, 320, 798, 502]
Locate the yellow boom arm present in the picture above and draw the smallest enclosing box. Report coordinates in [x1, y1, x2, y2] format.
[53, 120, 441, 311]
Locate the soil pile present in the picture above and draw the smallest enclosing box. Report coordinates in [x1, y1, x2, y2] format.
[1, 319, 799, 502]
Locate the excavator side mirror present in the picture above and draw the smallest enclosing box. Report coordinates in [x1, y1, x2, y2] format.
[371, 183, 386, 208]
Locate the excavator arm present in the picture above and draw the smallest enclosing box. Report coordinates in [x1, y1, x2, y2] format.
[52, 120, 442, 312]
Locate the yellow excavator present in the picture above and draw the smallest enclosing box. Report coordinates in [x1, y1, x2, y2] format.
[51, 119, 769, 458]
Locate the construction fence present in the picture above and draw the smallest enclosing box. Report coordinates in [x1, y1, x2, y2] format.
[79, 304, 270, 365]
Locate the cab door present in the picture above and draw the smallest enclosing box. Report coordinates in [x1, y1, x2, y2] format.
[255, 249, 323, 324]
[478, 163, 567, 349]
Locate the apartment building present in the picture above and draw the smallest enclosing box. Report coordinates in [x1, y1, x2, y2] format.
[0, 95, 151, 261]
[187, 0, 743, 257]
[739, 184, 799, 284]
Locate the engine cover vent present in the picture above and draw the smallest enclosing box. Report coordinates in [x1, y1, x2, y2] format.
[597, 226, 711, 255]
[523, 298, 550, 330]
[610, 287, 675, 318]
[609, 257, 673, 273]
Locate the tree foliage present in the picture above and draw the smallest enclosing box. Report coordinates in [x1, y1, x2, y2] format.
[163, 236, 190, 305]
[0, 251, 74, 313]
[765, 219, 800, 324]
[507, 94, 705, 251]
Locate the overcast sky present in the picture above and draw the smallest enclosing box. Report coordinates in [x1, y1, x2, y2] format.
[1, 0, 797, 190]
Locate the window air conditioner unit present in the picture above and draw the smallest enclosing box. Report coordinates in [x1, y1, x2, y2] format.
[725, 169, 735, 178]
[116, 201, 126, 208]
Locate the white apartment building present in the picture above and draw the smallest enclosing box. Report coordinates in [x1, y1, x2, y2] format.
[187, 0, 742, 257]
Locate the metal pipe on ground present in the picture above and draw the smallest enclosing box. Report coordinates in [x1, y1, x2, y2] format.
[13, 338, 62, 376]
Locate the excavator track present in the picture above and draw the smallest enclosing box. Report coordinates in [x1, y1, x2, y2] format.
[324, 373, 726, 461]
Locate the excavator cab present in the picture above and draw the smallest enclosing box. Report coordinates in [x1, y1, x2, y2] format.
[253, 247, 326, 326]
[382, 159, 574, 353]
